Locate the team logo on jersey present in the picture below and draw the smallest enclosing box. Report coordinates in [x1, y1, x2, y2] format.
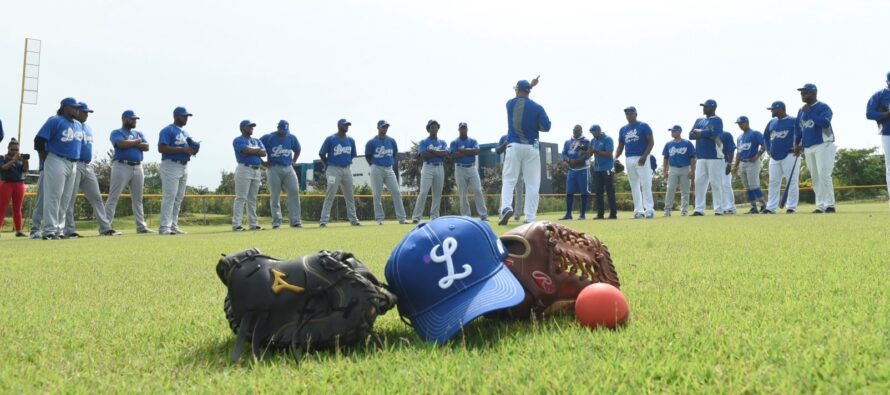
[333, 144, 352, 156]
[531, 271, 555, 294]
[668, 146, 688, 156]
[60, 127, 78, 143]
[270, 145, 291, 158]
[430, 237, 473, 290]
[771, 130, 790, 140]
[738, 142, 752, 152]
[174, 133, 188, 146]
[802, 119, 815, 129]
[568, 139, 586, 155]
[374, 145, 393, 158]
[624, 129, 640, 143]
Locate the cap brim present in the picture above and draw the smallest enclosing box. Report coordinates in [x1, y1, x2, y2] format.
[409, 263, 524, 344]
[127, 116, 140, 120]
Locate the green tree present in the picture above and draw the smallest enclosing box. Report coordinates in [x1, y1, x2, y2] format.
[834, 147, 885, 186]
[216, 170, 236, 194]
[89, 149, 115, 192]
[548, 161, 568, 194]
[398, 141, 456, 193]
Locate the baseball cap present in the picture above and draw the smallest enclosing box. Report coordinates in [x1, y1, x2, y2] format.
[589, 124, 602, 133]
[700, 99, 718, 108]
[458, 122, 468, 129]
[767, 101, 786, 110]
[669, 125, 682, 132]
[377, 120, 390, 128]
[239, 120, 256, 128]
[385, 216, 525, 344]
[277, 120, 289, 131]
[514, 80, 532, 91]
[60, 97, 78, 108]
[77, 102, 94, 113]
[797, 83, 818, 92]
[121, 110, 140, 120]
[735, 116, 749, 124]
[623, 106, 637, 113]
[426, 119, 440, 129]
[337, 118, 351, 126]
[173, 106, 193, 117]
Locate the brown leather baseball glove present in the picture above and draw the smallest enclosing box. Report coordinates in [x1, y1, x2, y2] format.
[495, 221, 620, 319]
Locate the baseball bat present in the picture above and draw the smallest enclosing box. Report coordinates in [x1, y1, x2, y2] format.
[779, 154, 799, 209]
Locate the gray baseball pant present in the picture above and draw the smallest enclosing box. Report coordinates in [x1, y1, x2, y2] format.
[65, 161, 112, 234]
[105, 161, 148, 232]
[412, 163, 444, 221]
[369, 165, 406, 222]
[319, 165, 358, 224]
[30, 170, 43, 233]
[159, 160, 188, 233]
[232, 164, 262, 229]
[664, 166, 691, 213]
[41, 153, 77, 236]
[739, 160, 762, 199]
[455, 164, 487, 219]
[267, 164, 302, 227]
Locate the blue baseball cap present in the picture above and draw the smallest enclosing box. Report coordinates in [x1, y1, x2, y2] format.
[797, 83, 817, 92]
[60, 97, 78, 108]
[121, 110, 139, 120]
[239, 120, 256, 128]
[623, 106, 637, 113]
[77, 102, 94, 113]
[735, 116, 749, 124]
[426, 119, 440, 129]
[589, 124, 602, 133]
[337, 118, 351, 126]
[767, 101, 786, 110]
[385, 217, 525, 344]
[514, 80, 532, 91]
[377, 120, 390, 128]
[700, 99, 717, 108]
[458, 122, 468, 129]
[277, 120, 289, 131]
[173, 106, 193, 117]
[669, 125, 682, 132]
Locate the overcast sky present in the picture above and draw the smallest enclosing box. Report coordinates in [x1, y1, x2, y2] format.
[2, 0, 888, 188]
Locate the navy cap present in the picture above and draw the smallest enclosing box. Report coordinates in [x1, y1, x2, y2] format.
[77, 102, 94, 113]
[669, 125, 682, 132]
[277, 120, 289, 131]
[700, 99, 717, 108]
[121, 110, 139, 120]
[735, 116, 749, 124]
[589, 124, 602, 133]
[458, 122, 468, 129]
[514, 80, 532, 91]
[797, 83, 817, 92]
[173, 106, 193, 117]
[767, 101, 786, 110]
[426, 119, 440, 129]
[60, 97, 78, 107]
[337, 118, 351, 126]
[239, 120, 256, 127]
[377, 120, 390, 128]
[623, 106, 637, 113]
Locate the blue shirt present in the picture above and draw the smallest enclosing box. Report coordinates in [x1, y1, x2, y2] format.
[618, 121, 653, 157]
[79, 124, 95, 163]
[449, 137, 480, 165]
[158, 124, 192, 163]
[720, 132, 736, 163]
[260, 131, 301, 166]
[591, 134, 614, 172]
[562, 137, 591, 170]
[419, 137, 448, 164]
[37, 115, 82, 160]
[110, 128, 147, 163]
[866, 88, 890, 135]
[796, 102, 834, 148]
[764, 116, 798, 161]
[736, 131, 765, 162]
[365, 136, 398, 167]
[0, 155, 24, 181]
[690, 116, 724, 160]
[319, 134, 356, 166]
[506, 97, 551, 144]
[233, 135, 265, 166]
[662, 139, 696, 167]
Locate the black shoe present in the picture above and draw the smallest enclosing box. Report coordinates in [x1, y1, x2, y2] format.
[412, 219, 420, 224]
[714, 212, 723, 216]
[593, 216, 605, 220]
[137, 228, 155, 234]
[812, 208, 825, 214]
[65, 232, 81, 239]
[319, 223, 327, 228]
[15, 232, 26, 237]
[692, 212, 704, 216]
[350, 222, 362, 226]
[786, 209, 795, 214]
[558, 215, 573, 220]
[101, 229, 122, 236]
[747, 207, 759, 214]
[825, 206, 836, 213]
[233, 226, 245, 232]
[607, 215, 618, 220]
[42, 234, 60, 240]
[291, 223, 303, 228]
[762, 209, 776, 214]
[272, 224, 280, 229]
[250, 226, 263, 231]
[498, 207, 514, 226]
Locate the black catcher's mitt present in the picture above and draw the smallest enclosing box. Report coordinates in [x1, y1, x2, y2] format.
[216, 248, 397, 362]
[613, 160, 625, 174]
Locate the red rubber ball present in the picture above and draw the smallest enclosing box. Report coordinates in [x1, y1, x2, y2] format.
[575, 283, 629, 329]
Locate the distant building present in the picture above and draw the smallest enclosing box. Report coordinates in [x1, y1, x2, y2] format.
[478, 141, 559, 193]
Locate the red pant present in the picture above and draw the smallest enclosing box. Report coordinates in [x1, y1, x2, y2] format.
[0, 181, 26, 232]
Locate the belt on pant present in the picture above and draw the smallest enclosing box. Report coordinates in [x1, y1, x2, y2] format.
[117, 160, 141, 166]
[424, 162, 442, 166]
[53, 155, 76, 162]
[239, 163, 261, 170]
[165, 159, 188, 165]
[568, 167, 587, 171]
[455, 163, 475, 168]
[270, 163, 292, 167]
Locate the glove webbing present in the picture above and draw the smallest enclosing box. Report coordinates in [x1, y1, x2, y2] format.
[545, 224, 602, 282]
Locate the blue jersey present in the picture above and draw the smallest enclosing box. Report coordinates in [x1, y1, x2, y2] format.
[662, 139, 695, 167]
[158, 124, 192, 162]
[37, 115, 82, 160]
[419, 138, 448, 164]
[690, 116, 724, 160]
[505, 97, 551, 144]
[449, 137, 479, 165]
[764, 116, 798, 161]
[260, 132, 301, 166]
[110, 129, 147, 162]
[365, 136, 398, 167]
[618, 121, 652, 157]
[562, 137, 590, 169]
[720, 132, 736, 163]
[79, 124, 95, 163]
[866, 88, 890, 135]
[319, 134, 356, 166]
[233, 135, 265, 166]
[796, 102, 834, 148]
[591, 134, 614, 172]
[736, 131, 764, 162]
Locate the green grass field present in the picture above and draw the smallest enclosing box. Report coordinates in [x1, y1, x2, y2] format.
[1, 202, 888, 393]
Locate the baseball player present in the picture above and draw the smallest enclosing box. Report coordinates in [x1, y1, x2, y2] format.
[763, 101, 800, 214]
[105, 110, 152, 233]
[614, 106, 655, 219]
[589, 125, 617, 220]
[795, 83, 836, 213]
[689, 99, 725, 216]
[260, 120, 303, 229]
[732, 116, 766, 214]
[865, 71, 890, 209]
[559, 125, 591, 220]
[158, 106, 198, 235]
[450, 122, 488, 221]
[64, 102, 119, 237]
[499, 77, 551, 225]
[661, 125, 696, 216]
[231, 120, 266, 231]
[497, 134, 523, 220]
[318, 119, 360, 227]
[34, 97, 83, 239]
[719, 128, 737, 215]
[364, 120, 407, 225]
[411, 120, 448, 223]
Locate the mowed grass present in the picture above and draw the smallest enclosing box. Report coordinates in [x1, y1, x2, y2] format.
[1, 202, 888, 393]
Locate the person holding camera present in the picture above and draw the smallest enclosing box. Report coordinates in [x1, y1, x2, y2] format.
[0, 138, 29, 237]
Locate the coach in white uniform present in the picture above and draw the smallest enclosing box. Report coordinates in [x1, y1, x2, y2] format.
[364, 120, 407, 225]
[795, 83, 837, 213]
